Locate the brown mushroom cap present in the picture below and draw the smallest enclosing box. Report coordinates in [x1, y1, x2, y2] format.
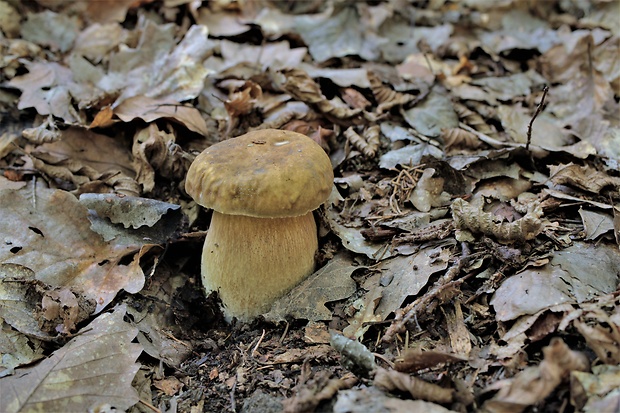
[185, 129, 334, 218]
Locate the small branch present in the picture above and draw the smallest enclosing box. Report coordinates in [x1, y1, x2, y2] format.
[526, 86, 549, 151]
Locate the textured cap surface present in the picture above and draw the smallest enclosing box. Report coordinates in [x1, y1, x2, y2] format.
[185, 129, 334, 218]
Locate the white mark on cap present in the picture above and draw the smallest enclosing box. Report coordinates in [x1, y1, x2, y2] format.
[274, 140, 290, 146]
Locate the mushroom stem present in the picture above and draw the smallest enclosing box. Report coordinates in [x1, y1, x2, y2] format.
[202, 210, 318, 321]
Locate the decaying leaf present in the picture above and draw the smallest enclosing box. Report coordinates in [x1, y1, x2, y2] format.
[549, 163, 620, 194]
[0, 317, 45, 377]
[0, 305, 143, 413]
[451, 198, 544, 242]
[481, 338, 590, 413]
[131, 124, 195, 193]
[264, 254, 359, 322]
[276, 68, 363, 124]
[0, 263, 94, 341]
[402, 88, 458, 137]
[374, 367, 454, 404]
[344, 125, 380, 158]
[571, 365, 620, 412]
[394, 349, 467, 373]
[0, 184, 148, 313]
[491, 242, 619, 322]
[368, 71, 417, 113]
[410, 168, 451, 213]
[30, 126, 138, 196]
[115, 95, 210, 136]
[372, 246, 451, 321]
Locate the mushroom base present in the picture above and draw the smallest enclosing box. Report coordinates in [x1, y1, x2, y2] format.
[202, 211, 318, 321]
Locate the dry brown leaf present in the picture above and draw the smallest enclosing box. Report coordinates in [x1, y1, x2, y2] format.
[132, 124, 194, 193]
[7, 61, 80, 124]
[374, 367, 454, 404]
[441, 128, 481, 152]
[481, 338, 590, 413]
[114, 95, 210, 136]
[154, 376, 184, 396]
[442, 301, 472, 357]
[394, 349, 468, 373]
[549, 163, 620, 194]
[368, 71, 417, 113]
[276, 68, 363, 123]
[0, 184, 147, 313]
[344, 125, 380, 158]
[283, 370, 357, 413]
[0, 305, 142, 413]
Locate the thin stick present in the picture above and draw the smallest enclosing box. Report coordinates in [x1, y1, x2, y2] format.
[138, 399, 161, 413]
[526, 86, 549, 151]
[252, 329, 266, 357]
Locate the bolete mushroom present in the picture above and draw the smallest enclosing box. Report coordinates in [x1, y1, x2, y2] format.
[185, 129, 334, 321]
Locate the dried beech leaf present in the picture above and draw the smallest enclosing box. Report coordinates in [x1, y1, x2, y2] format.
[481, 338, 589, 413]
[394, 349, 467, 373]
[451, 198, 543, 242]
[549, 163, 620, 193]
[7, 61, 80, 123]
[0, 305, 142, 413]
[0, 184, 147, 313]
[344, 126, 380, 158]
[277, 68, 362, 123]
[374, 367, 454, 404]
[368, 71, 416, 113]
[441, 128, 481, 151]
[115, 95, 210, 136]
[131, 124, 194, 193]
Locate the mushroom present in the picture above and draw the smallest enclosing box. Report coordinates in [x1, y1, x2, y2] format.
[185, 129, 334, 321]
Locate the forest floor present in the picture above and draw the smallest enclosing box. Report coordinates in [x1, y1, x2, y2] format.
[0, 1, 619, 413]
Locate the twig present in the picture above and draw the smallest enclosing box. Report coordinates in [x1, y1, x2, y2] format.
[382, 243, 474, 343]
[252, 329, 266, 357]
[279, 321, 290, 343]
[526, 86, 549, 151]
[139, 399, 162, 413]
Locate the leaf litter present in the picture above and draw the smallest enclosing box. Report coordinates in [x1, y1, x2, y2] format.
[0, 1, 619, 412]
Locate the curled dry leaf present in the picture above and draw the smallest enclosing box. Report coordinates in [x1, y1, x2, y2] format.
[277, 68, 362, 123]
[453, 102, 498, 138]
[283, 372, 358, 413]
[441, 128, 481, 152]
[481, 338, 590, 413]
[368, 71, 416, 113]
[344, 125, 380, 158]
[394, 349, 468, 373]
[374, 367, 454, 404]
[548, 163, 620, 194]
[451, 198, 544, 242]
[31, 126, 139, 196]
[132, 124, 194, 193]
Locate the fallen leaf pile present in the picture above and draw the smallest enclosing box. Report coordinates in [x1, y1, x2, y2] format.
[0, 0, 618, 412]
